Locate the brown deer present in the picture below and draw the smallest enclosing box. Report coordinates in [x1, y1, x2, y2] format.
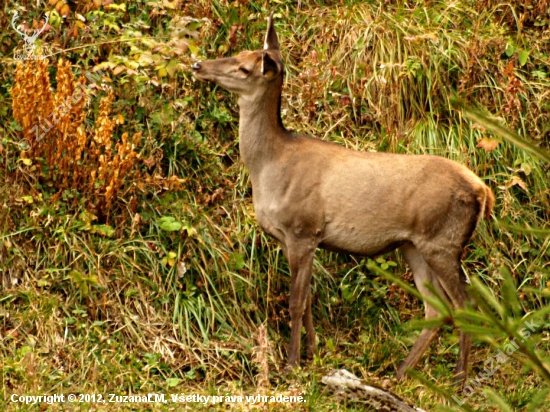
[192, 12, 494, 385]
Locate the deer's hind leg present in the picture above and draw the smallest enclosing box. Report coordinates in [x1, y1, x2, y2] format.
[396, 242, 450, 380]
[419, 244, 471, 386]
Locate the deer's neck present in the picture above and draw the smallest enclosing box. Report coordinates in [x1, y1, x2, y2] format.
[237, 83, 287, 178]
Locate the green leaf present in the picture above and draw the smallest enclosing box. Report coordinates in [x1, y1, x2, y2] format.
[160, 221, 182, 231]
[340, 284, 354, 303]
[210, 106, 232, 124]
[20, 346, 33, 356]
[229, 252, 245, 270]
[151, 104, 174, 124]
[185, 369, 196, 380]
[159, 216, 182, 232]
[181, 222, 197, 237]
[228, 7, 239, 25]
[37, 279, 51, 287]
[521, 162, 532, 175]
[166, 378, 180, 387]
[366, 260, 423, 300]
[505, 43, 516, 57]
[187, 21, 201, 31]
[518, 49, 529, 66]
[92, 224, 115, 237]
[165, 60, 178, 77]
[500, 265, 521, 318]
[105, 20, 120, 32]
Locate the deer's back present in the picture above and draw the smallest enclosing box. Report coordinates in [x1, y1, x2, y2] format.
[251, 134, 487, 255]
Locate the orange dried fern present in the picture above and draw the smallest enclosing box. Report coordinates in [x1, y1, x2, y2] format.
[11, 59, 142, 219]
[90, 91, 142, 212]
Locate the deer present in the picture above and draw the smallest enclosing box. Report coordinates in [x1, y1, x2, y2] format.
[192, 12, 494, 386]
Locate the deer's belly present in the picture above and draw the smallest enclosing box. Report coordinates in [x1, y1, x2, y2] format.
[319, 219, 410, 256]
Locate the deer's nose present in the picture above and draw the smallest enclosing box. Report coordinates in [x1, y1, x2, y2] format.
[192, 62, 202, 71]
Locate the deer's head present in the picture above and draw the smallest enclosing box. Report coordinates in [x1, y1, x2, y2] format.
[192, 12, 284, 97]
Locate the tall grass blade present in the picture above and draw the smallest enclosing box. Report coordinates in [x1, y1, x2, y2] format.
[452, 99, 550, 163]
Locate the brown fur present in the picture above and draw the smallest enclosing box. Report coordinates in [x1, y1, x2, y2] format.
[192, 12, 494, 387]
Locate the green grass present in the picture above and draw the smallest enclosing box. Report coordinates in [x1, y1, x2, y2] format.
[1, 0, 549, 410]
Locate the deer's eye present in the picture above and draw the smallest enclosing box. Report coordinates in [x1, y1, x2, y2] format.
[239, 67, 250, 75]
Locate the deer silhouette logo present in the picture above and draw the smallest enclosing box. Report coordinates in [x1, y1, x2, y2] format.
[11, 10, 50, 60]
[11, 11, 49, 46]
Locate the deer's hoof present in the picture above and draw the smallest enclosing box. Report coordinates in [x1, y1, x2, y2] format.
[453, 371, 467, 389]
[395, 363, 407, 381]
[282, 363, 299, 375]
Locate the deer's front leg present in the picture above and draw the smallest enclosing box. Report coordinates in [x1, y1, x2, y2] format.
[284, 242, 315, 368]
[304, 291, 317, 359]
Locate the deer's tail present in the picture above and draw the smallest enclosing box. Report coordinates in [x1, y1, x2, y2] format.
[484, 185, 494, 220]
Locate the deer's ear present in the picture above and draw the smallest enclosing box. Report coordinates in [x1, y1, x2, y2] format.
[261, 52, 280, 79]
[263, 11, 279, 50]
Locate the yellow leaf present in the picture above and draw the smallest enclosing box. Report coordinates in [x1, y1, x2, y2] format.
[521, 162, 532, 176]
[476, 137, 500, 152]
[93, 61, 117, 71]
[112, 65, 125, 75]
[165, 60, 178, 77]
[138, 51, 154, 65]
[60, 4, 71, 18]
[507, 176, 527, 191]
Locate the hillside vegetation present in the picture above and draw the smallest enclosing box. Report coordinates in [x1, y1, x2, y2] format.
[0, 0, 549, 410]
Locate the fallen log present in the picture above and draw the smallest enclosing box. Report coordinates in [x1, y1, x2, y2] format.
[321, 369, 427, 412]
